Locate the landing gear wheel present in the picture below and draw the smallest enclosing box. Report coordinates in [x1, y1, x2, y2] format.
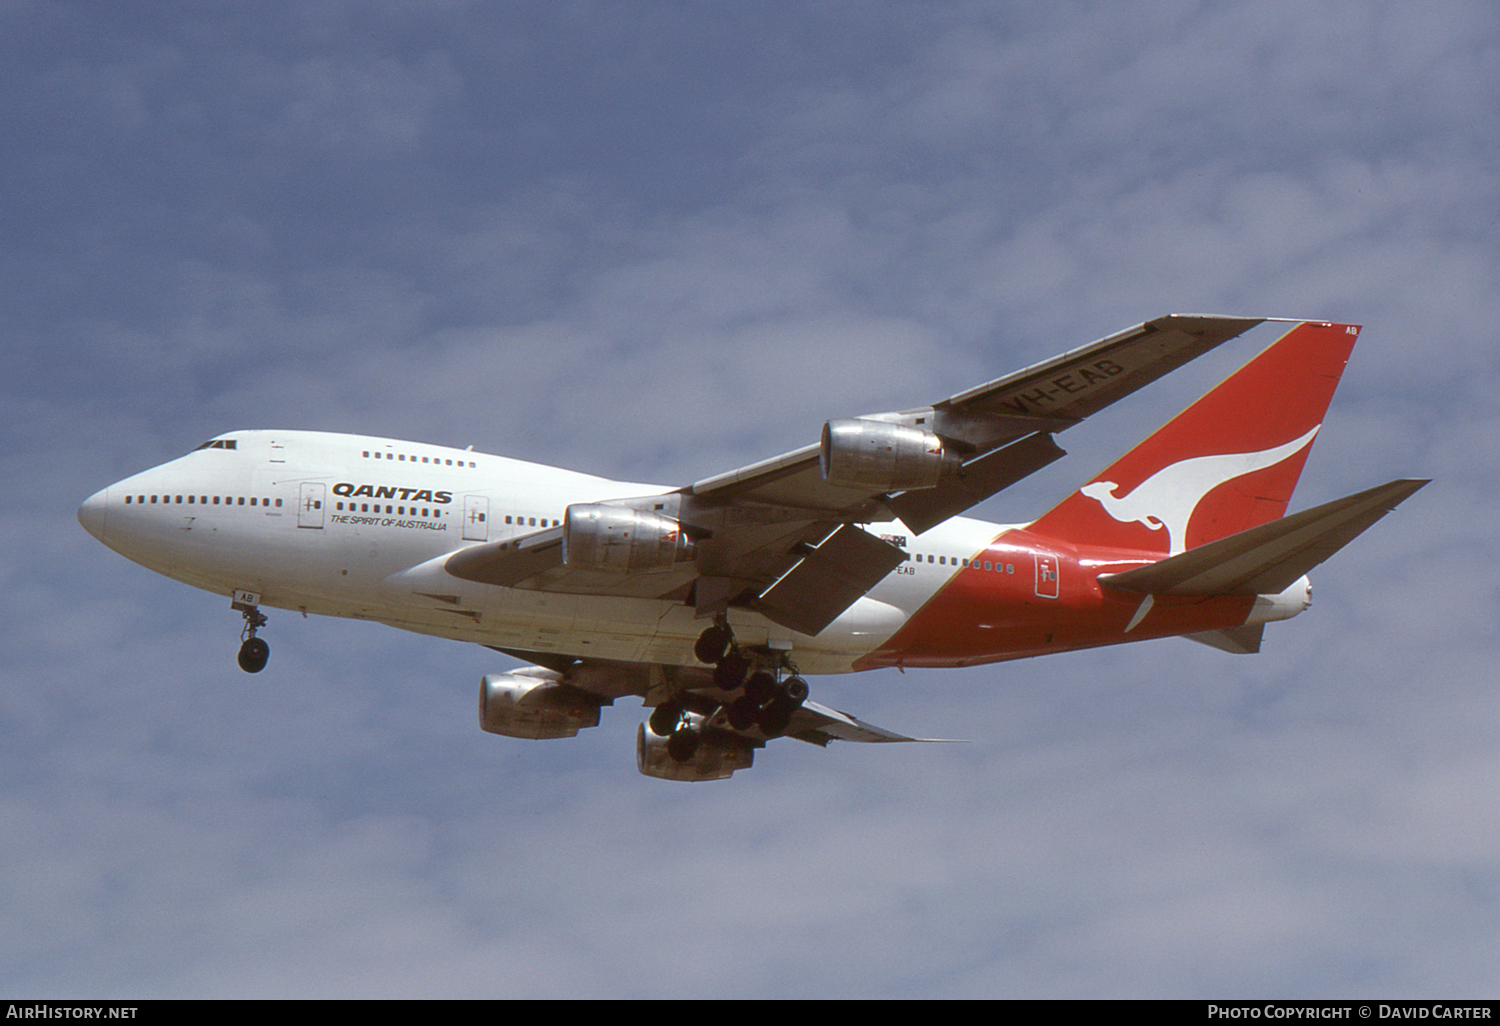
[237, 636, 270, 674]
[649, 702, 683, 737]
[235, 603, 270, 674]
[726, 695, 760, 731]
[713, 650, 750, 691]
[694, 623, 732, 665]
[757, 693, 795, 737]
[666, 726, 701, 763]
[742, 670, 776, 704]
[782, 675, 809, 707]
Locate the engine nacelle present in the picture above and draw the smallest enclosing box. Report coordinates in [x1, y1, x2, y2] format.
[820, 418, 960, 491]
[479, 671, 601, 740]
[636, 720, 755, 782]
[562, 503, 695, 573]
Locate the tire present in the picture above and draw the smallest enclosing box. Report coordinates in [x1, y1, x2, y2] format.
[783, 675, 809, 706]
[713, 651, 749, 691]
[694, 624, 732, 664]
[237, 637, 270, 674]
[666, 727, 700, 763]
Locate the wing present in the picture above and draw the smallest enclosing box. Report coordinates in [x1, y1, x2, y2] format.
[484, 653, 957, 780]
[448, 314, 1265, 635]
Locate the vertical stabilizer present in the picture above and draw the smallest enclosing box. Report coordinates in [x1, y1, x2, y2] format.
[1027, 321, 1360, 555]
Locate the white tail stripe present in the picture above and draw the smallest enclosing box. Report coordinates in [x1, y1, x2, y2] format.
[1079, 426, 1320, 555]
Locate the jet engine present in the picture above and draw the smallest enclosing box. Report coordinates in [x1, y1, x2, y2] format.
[636, 719, 755, 782]
[562, 503, 695, 573]
[479, 671, 601, 740]
[820, 418, 960, 491]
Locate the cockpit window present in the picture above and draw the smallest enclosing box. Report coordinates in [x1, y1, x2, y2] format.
[193, 439, 238, 451]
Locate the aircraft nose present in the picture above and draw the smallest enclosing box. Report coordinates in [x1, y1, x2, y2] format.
[78, 487, 108, 542]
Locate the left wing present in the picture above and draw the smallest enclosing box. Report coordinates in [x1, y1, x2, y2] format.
[448, 314, 1265, 635]
[482, 654, 954, 781]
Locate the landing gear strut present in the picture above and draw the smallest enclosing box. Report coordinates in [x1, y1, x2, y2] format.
[236, 603, 270, 674]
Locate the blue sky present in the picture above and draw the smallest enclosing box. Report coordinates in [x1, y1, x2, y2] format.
[4, 0, 1498, 998]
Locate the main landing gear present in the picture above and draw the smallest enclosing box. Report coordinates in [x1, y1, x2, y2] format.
[234, 600, 270, 674]
[674, 620, 811, 748]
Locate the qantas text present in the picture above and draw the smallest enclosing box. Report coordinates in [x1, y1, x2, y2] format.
[332, 483, 453, 504]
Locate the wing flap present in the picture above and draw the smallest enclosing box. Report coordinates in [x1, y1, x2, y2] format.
[754, 524, 909, 636]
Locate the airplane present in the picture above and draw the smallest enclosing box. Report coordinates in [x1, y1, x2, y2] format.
[77, 315, 1425, 780]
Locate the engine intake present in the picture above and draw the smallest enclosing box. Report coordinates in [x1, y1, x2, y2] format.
[563, 503, 695, 573]
[820, 418, 960, 491]
[479, 672, 601, 739]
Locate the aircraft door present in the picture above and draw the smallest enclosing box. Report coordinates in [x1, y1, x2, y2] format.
[298, 482, 326, 529]
[1033, 550, 1060, 599]
[463, 495, 489, 541]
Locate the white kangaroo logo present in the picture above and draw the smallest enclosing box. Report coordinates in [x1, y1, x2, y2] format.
[1079, 426, 1320, 554]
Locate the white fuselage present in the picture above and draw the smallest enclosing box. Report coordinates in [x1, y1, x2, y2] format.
[78, 430, 993, 675]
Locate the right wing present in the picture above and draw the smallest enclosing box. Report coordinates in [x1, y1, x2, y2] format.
[448, 314, 1267, 634]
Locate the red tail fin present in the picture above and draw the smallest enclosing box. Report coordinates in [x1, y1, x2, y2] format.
[1028, 321, 1360, 555]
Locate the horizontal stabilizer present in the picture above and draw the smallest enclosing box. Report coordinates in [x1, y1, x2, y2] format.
[1100, 478, 1428, 596]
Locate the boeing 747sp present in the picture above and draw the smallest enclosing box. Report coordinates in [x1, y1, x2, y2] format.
[78, 315, 1424, 779]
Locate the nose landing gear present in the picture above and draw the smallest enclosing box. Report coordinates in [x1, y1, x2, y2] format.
[233, 594, 270, 673]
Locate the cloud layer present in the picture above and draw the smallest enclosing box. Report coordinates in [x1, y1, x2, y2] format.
[4, 0, 1498, 998]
